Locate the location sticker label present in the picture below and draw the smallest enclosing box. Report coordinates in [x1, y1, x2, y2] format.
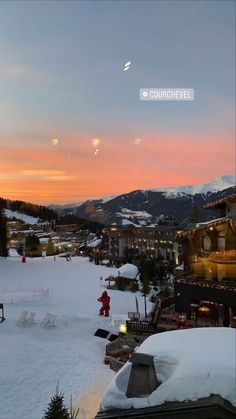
[139, 88, 194, 101]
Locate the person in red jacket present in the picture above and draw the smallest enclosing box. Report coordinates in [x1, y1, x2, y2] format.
[97, 290, 110, 317]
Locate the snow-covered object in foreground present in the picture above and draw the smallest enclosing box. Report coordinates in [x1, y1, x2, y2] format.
[100, 328, 236, 411]
[87, 238, 102, 248]
[114, 263, 139, 279]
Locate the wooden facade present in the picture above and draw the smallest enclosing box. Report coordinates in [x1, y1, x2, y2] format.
[175, 195, 236, 326]
[95, 395, 236, 419]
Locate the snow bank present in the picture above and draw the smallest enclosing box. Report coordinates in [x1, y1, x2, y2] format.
[87, 238, 102, 248]
[101, 327, 236, 411]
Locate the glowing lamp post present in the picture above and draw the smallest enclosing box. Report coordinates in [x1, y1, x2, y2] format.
[119, 323, 127, 334]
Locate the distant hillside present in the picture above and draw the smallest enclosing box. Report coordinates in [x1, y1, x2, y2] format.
[2, 175, 235, 227]
[56, 214, 104, 233]
[0, 197, 103, 232]
[4, 209, 40, 225]
[0, 197, 57, 222]
[60, 176, 236, 225]
[70, 186, 235, 225]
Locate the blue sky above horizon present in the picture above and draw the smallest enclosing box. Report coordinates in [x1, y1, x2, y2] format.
[0, 0, 235, 203]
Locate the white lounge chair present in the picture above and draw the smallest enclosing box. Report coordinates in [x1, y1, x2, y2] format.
[40, 313, 57, 328]
[27, 312, 36, 325]
[17, 310, 29, 326]
[17, 311, 36, 327]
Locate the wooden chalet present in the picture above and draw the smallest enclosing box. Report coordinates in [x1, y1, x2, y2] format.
[175, 194, 236, 326]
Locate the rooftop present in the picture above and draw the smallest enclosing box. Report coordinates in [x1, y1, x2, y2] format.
[100, 328, 236, 412]
[204, 193, 236, 209]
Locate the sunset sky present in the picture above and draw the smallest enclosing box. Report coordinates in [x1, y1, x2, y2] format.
[0, 0, 235, 204]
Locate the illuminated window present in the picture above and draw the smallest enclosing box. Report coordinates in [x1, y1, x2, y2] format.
[217, 230, 226, 251]
[203, 234, 211, 251]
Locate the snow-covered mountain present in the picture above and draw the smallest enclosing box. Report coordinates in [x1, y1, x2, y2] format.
[58, 175, 235, 210]
[144, 175, 236, 196]
[66, 175, 235, 225]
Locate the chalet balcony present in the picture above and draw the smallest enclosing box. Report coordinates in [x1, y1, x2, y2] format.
[174, 275, 236, 327]
[192, 250, 210, 258]
[207, 250, 236, 264]
[175, 276, 236, 293]
[191, 249, 236, 263]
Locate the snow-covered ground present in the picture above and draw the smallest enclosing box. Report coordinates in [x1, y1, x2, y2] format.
[0, 254, 148, 419]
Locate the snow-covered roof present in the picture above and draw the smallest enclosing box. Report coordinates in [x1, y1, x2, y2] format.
[196, 217, 229, 227]
[101, 328, 236, 411]
[175, 264, 184, 270]
[57, 241, 71, 247]
[87, 238, 102, 248]
[39, 238, 49, 244]
[9, 229, 33, 235]
[121, 219, 140, 227]
[204, 193, 236, 208]
[114, 263, 139, 279]
[178, 217, 234, 237]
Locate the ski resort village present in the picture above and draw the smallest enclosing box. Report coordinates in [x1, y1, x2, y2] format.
[0, 1, 235, 418]
[0, 178, 236, 419]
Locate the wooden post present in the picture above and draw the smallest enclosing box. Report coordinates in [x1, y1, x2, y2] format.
[0, 303, 5, 323]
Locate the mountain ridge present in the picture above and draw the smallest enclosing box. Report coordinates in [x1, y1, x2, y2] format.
[65, 186, 236, 226]
[54, 175, 235, 209]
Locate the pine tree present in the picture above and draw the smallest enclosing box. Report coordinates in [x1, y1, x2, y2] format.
[43, 393, 69, 419]
[0, 207, 8, 257]
[189, 205, 202, 224]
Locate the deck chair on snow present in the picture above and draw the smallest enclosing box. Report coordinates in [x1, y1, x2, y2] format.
[17, 310, 29, 326]
[17, 311, 36, 326]
[40, 313, 57, 328]
[27, 312, 36, 325]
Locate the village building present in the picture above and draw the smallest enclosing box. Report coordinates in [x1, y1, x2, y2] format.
[106, 224, 180, 264]
[175, 194, 236, 326]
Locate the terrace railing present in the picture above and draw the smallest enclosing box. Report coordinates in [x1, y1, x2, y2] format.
[175, 276, 236, 293]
